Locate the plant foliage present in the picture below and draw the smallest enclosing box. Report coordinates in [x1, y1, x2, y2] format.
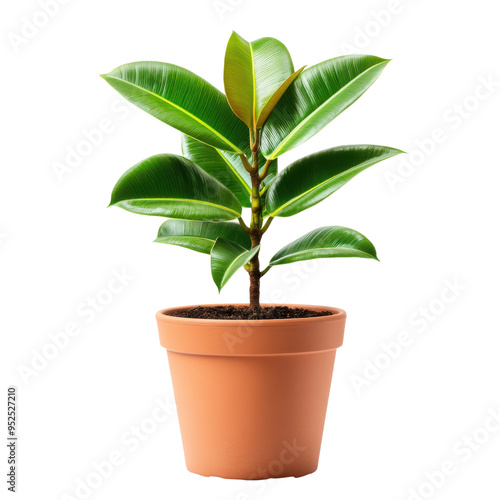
[103, 32, 402, 310]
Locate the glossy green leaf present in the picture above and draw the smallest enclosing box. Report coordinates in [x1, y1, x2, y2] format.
[155, 219, 251, 254]
[181, 135, 277, 208]
[109, 154, 242, 221]
[256, 66, 305, 128]
[101, 62, 248, 153]
[211, 238, 260, 291]
[265, 145, 402, 217]
[224, 32, 294, 129]
[269, 226, 378, 266]
[261, 55, 390, 159]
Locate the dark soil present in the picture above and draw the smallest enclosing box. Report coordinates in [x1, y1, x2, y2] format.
[169, 305, 333, 321]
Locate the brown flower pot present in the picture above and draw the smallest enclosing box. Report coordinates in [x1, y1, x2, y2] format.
[156, 303, 346, 479]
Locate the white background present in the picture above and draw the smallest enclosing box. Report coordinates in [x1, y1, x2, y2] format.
[2, 0, 500, 498]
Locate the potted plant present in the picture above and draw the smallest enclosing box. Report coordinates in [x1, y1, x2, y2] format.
[102, 32, 401, 479]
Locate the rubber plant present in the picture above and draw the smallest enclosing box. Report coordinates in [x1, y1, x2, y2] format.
[102, 32, 402, 316]
[101, 32, 402, 480]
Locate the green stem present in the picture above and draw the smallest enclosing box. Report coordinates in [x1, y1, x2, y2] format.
[259, 159, 272, 180]
[260, 265, 271, 277]
[237, 217, 251, 234]
[239, 153, 253, 173]
[261, 216, 274, 234]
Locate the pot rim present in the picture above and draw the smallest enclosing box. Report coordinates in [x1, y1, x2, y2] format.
[156, 304, 346, 355]
[156, 303, 346, 326]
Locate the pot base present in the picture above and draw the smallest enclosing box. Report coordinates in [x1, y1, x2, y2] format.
[188, 466, 317, 480]
[168, 349, 336, 480]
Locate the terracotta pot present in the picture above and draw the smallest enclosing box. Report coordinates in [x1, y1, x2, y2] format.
[156, 303, 346, 479]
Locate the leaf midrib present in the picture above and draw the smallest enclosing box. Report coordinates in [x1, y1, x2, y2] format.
[115, 197, 240, 216]
[248, 41, 257, 129]
[271, 247, 374, 265]
[104, 74, 243, 154]
[156, 235, 214, 244]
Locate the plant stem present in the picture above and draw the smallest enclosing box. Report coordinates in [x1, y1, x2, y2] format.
[259, 159, 272, 180]
[260, 265, 271, 277]
[239, 153, 253, 173]
[237, 217, 251, 234]
[248, 130, 262, 313]
[261, 216, 274, 234]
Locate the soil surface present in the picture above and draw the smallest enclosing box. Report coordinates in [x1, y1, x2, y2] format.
[169, 305, 333, 320]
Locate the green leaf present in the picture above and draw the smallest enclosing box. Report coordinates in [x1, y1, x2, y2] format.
[181, 135, 250, 207]
[261, 55, 391, 159]
[109, 154, 242, 221]
[181, 135, 277, 208]
[269, 226, 378, 266]
[155, 219, 251, 254]
[211, 238, 260, 291]
[256, 66, 305, 128]
[101, 62, 248, 153]
[265, 145, 402, 217]
[224, 32, 294, 130]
